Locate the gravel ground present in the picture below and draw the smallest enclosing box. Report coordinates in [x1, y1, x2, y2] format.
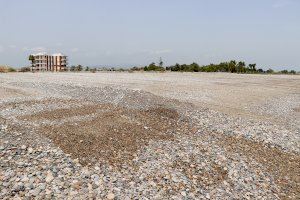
[0, 72, 299, 199]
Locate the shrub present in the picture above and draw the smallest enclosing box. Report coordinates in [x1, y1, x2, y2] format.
[0, 66, 7, 73]
[20, 67, 31, 72]
[90, 68, 97, 73]
[0, 66, 16, 73]
[8, 67, 16, 72]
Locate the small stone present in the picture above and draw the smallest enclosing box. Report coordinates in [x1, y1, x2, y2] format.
[70, 190, 78, 196]
[45, 172, 54, 183]
[206, 193, 210, 199]
[39, 183, 46, 190]
[21, 176, 29, 182]
[172, 176, 180, 183]
[45, 189, 52, 195]
[28, 148, 33, 154]
[107, 193, 115, 199]
[72, 180, 81, 190]
[149, 181, 156, 187]
[31, 188, 41, 196]
[21, 145, 27, 150]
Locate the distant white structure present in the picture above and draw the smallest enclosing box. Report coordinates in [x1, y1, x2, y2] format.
[29, 53, 67, 72]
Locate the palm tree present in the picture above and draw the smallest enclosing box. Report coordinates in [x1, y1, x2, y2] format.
[248, 64, 257, 73]
[159, 57, 163, 68]
[237, 61, 246, 73]
[28, 55, 35, 72]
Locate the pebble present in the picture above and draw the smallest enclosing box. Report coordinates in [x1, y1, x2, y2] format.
[106, 193, 115, 199]
[28, 148, 33, 154]
[45, 172, 54, 183]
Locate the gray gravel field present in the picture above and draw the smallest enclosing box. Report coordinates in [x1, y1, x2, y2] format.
[0, 72, 299, 199]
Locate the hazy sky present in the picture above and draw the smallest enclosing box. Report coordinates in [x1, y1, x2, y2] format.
[0, 0, 299, 70]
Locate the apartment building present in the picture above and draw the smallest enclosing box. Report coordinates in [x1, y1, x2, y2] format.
[30, 53, 67, 72]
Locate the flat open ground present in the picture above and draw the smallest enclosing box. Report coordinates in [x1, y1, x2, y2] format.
[0, 72, 299, 199]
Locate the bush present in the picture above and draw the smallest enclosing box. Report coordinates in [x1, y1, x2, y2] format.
[8, 67, 16, 72]
[0, 66, 7, 73]
[144, 62, 165, 71]
[280, 70, 289, 74]
[130, 66, 143, 71]
[20, 67, 31, 72]
[0, 66, 16, 73]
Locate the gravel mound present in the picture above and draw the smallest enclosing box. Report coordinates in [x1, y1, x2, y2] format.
[1, 74, 299, 199]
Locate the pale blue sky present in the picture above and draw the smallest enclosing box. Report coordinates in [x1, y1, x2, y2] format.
[0, 0, 299, 70]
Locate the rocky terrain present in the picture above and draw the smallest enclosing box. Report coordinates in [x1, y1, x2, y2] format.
[0, 72, 299, 199]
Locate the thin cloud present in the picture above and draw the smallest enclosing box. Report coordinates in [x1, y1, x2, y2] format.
[71, 48, 79, 52]
[0, 45, 4, 53]
[272, 0, 292, 8]
[22, 46, 47, 53]
[31, 47, 47, 52]
[8, 45, 16, 49]
[153, 49, 172, 54]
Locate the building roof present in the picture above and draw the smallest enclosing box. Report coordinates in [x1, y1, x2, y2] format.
[32, 52, 47, 56]
[52, 53, 65, 56]
[31, 52, 67, 57]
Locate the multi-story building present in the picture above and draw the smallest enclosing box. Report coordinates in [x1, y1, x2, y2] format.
[30, 53, 67, 72]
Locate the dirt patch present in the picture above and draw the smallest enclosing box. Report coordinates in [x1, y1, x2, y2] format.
[1, 98, 84, 110]
[19, 104, 110, 121]
[36, 103, 187, 167]
[216, 133, 300, 199]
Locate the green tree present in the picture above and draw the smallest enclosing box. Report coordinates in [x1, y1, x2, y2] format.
[159, 57, 163, 68]
[257, 68, 264, 73]
[228, 60, 237, 73]
[266, 69, 274, 74]
[190, 62, 200, 72]
[85, 66, 90, 71]
[237, 61, 246, 73]
[76, 65, 83, 71]
[20, 67, 31, 72]
[148, 62, 156, 71]
[70, 66, 76, 71]
[28, 55, 35, 71]
[8, 67, 16, 72]
[248, 64, 257, 72]
[173, 63, 180, 71]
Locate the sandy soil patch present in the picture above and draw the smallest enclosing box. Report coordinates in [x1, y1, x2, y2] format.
[23, 103, 189, 167]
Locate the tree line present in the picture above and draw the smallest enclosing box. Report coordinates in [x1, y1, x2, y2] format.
[130, 60, 297, 74]
[2, 59, 298, 74]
